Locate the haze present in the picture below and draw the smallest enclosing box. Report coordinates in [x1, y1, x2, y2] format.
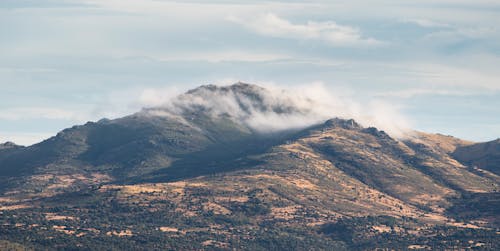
[1, 0, 499, 145]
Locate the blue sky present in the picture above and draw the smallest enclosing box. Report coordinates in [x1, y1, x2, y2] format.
[1, 0, 499, 145]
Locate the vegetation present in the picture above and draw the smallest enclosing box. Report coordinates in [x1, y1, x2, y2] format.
[0, 84, 499, 250]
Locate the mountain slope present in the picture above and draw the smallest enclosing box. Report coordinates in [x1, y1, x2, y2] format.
[453, 139, 500, 175]
[0, 83, 300, 194]
[0, 83, 499, 250]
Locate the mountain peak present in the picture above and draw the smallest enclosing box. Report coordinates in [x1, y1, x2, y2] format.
[323, 118, 362, 130]
[142, 83, 412, 138]
[0, 141, 21, 149]
[149, 82, 323, 133]
[0, 84, 499, 250]
[183, 82, 269, 109]
[186, 82, 265, 96]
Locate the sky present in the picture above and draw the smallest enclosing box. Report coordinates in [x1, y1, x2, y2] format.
[1, 0, 499, 145]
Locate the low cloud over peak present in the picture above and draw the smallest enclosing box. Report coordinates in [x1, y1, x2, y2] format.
[142, 82, 412, 138]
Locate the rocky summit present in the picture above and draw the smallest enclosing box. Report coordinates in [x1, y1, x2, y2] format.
[0, 84, 499, 250]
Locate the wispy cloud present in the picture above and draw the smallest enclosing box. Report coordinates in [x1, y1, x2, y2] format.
[0, 67, 58, 73]
[410, 63, 500, 90]
[0, 107, 89, 121]
[155, 51, 291, 63]
[376, 88, 475, 98]
[227, 13, 381, 46]
[422, 26, 497, 41]
[403, 18, 450, 28]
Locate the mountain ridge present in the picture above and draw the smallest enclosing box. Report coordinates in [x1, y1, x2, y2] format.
[0, 83, 499, 250]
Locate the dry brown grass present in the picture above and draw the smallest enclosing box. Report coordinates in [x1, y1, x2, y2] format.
[106, 230, 133, 237]
[410, 132, 474, 153]
[203, 202, 231, 215]
[45, 213, 78, 221]
[52, 225, 75, 235]
[271, 206, 300, 220]
[159, 227, 179, 232]
[0, 204, 30, 210]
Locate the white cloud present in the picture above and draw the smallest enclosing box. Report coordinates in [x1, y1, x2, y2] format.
[81, 0, 312, 17]
[410, 63, 500, 90]
[227, 13, 381, 46]
[376, 88, 475, 98]
[404, 18, 450, 28]
[143, 82, 412, 138]
[155, 51, 291, 63]
[0, 107, 89, 121]
[138, 86, 184, 108]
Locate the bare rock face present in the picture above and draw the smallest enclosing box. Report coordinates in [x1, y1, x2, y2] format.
[323, 118, 362, 130]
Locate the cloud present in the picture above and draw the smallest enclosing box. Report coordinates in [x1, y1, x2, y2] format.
[155, 51, 291, 63]
[227, 13, 381, 46]
[142, 82, 412, 138]
[403, 18, 450, 28]
[410, 63, 500, 90]
[0, 0, 92, 9]
[422, 26, 497, 41]
[139, 86, 185, 108]
[376, 88, 475, 98]
[0, 107, 89, 121]
[0, 67, 58, 73]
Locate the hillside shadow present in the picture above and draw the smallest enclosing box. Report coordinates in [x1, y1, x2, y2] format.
[446, 192, 500, 227]
[125, 136, 286, 184]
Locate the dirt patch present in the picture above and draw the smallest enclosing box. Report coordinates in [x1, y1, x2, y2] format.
[215, 196, 249, 203]
[106, 230, 133, 237]
[159, 227, 179, 232]
[290, 178, 317, 190]
[0, 204, 30, 210]
[52, 225, 75, 235]
[271, 206, 299, 220]
[45, 213, 78, 221]
[121, 184, 164, 194]
[372, 225, 392, 233]
[203, 202, 231, 215]
[0, 197, 16, 203]
[408, 244, 431, 250]
[202, 240, 229, 248]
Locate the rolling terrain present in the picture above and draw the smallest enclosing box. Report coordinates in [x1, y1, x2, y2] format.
[0, 83, 499, 250]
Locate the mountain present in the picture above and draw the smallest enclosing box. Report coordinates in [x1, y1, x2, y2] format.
[0, 83, 499, 250]
[453, 139, 500, 175]
[0, 142, 22, 150]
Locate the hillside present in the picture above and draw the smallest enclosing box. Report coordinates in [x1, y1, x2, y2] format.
[453, 139, 500, 176]
[0, 83, 499, 250]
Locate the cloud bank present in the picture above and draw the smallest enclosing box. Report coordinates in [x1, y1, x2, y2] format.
[141, 82, 412, 138]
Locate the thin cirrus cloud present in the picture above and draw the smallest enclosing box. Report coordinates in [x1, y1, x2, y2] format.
[410, 63, 500, 90]
[227, 13, 381, 46]
[155, 51, 292, 63]
[376, 88, 474, 99]
[403, 18, 450, 28]
[401, 18, 498, 43]
[0, 107, 89, 121]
